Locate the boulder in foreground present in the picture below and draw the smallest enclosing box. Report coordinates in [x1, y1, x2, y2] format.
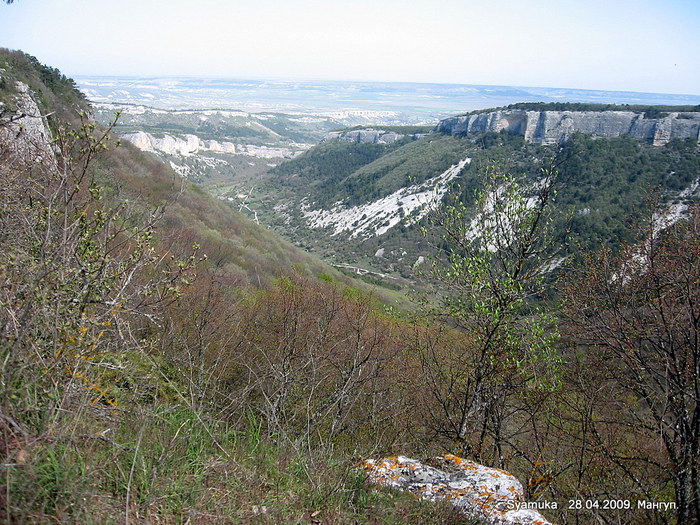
[360, 455, 555, 525]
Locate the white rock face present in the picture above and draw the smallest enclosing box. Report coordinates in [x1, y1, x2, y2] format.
[236, 143, 301, 159]
[204, 139, 237, 154]
[121, 131, 201, 155]
[436, 109, 700, 146]
[324, 128, 427, 144]
[121, 130, 303, 159]
[361, 455, 556, 525]
[653, 177, 700, 234]
[302, 157, 470, 238]
[0, 81, 54, 165]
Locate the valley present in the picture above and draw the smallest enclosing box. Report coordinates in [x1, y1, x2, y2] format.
[97, 94, 700, 290]
[3, 49, 700, 524]
[2, 0, 700, 519]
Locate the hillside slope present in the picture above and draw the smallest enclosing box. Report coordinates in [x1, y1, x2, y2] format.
[3, 49, 697, 525]
[1, 50, 456, 524]
[254, 122, 700, 283]
[0, 48, 365, 290]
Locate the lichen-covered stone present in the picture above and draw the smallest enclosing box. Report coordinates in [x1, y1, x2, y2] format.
[360, 455, 555, 525]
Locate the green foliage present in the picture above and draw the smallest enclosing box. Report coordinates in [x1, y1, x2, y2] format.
[253, 112, 342, 143]
[440, 132, 700, 265]
[342, 135, 468, 205]
[262, 112, 698, 299]
[271, 139, 399, 192]
[95, 105, 340, 150]
[0, 48, 86, 117]
[553, 133, 700, 253]
[273, 133, 470, 214]
[9, 46, 700, 525]
[417, 164, 563, 464]
[336, 124, 433, 134]
[462, 101, 700, 115]
[0, 51, 456, 524]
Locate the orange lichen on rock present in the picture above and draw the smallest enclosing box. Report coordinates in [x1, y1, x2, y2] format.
[361, 454, 556, 525]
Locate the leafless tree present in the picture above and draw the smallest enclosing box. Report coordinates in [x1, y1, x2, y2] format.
[563, 205, 700, 523]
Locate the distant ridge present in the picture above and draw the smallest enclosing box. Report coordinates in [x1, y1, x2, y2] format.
[463, 101, 700, 116]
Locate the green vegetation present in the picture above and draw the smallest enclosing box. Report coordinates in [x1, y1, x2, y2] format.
[508, 101, 700, 114]
[106, 110, 273, 143]
[0, 48, 85, 122]
[273, 134, 469, 208]
[420, 166, 562, 461]
[552, 133, 700, 253]
[255, 112, 341, 143]
[343, 135, 469, 205]
[334, 124, 433, 134]
[93, 106, 340, 146]
[1, 51, 481, 524]
[3, 50, 700, 524]
[260, 127, 699, 284]
[433, 132, 700, 262]
[271, 138, 401, 188]
[461, 101, 700, 116]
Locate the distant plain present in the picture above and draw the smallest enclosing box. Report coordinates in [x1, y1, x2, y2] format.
[78, 76, 700, 124]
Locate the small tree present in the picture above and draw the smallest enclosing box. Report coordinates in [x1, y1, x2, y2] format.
[232, 274, 399, 452]
[417, 163, 563, 468]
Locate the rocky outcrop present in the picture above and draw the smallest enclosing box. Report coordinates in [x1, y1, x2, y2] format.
[121, 130, 302, 158]
[122, 131, 200, 155]
[361, 455, 555, 525]
[436, 109, 700, 146]
[324, 128, 425, 144]
[0, 81, 54, 165]
[302, 157, 470, 238]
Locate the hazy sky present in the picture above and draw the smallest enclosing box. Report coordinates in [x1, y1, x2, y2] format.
[1, 0, 699, 94]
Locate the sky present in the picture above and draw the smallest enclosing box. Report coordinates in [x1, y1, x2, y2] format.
[1, 0, 699, 95]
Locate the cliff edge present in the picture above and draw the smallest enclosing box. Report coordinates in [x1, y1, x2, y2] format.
[436, 109, 700, 146]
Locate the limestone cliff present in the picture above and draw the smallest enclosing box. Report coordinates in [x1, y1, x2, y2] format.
[0, 81, 54, 164]
[436, 109, 700, 146]
[121, 130, 302, 159]
[323, 128, 426, 144]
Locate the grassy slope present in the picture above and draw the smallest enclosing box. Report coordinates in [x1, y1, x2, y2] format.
[271, 134, 469, 208]
[96, 141, 340, 288]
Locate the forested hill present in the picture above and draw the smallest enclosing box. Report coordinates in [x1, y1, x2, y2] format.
[259, 124, 700, 283]
[0, 50, 445, 523]
[473, 101, 700, 114]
